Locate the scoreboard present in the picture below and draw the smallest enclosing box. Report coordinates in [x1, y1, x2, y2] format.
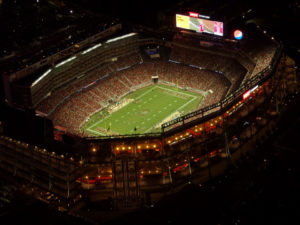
[176, 14, 223, 36]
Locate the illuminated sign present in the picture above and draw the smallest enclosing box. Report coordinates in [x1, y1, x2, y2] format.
[242, 85, 259, 100]
[199, 14, 210, 19]
[234, 30, 243, 40]
[189, 11, 210, 19]
[189, 12, 199, 18]
[176, 14, 223, 36]
[242, 90, 251, 100]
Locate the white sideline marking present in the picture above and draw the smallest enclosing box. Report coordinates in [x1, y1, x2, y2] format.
[87, 128, 106, 136]
[87, 85, 201, 134]
[157, 85, 195, 98]
[145, 94, 197, 133]
[88, 86, 157, 131]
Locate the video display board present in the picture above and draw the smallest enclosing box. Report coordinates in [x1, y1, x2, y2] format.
[176, 14, 223, 36]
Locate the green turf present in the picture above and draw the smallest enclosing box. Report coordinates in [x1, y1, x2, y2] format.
[82, 84, 202, 136]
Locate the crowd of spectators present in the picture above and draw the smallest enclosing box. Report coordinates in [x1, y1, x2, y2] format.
[36, 31, 277, 135]
[172, 31, 277, 86]
[153, 60, 230, 105]
[39, 54, 231, 135]
[39, 53, 142, 134]
[251, 46, 277, 75]
[169, 46, 247, 94]
[240, 29, 277, 78]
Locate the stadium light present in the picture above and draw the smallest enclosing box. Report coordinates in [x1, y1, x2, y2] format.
[81, 43, 102, 55]
[105, 33, 137, 44]
[31, 69, 52, 87]
[55, 56, 76, 68]
[243, 85, 259, 100]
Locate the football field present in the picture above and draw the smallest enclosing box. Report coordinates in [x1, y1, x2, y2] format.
[83, 84, 202, 136]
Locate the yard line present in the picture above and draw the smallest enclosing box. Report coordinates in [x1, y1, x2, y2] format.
[88, 86, 158, 131]
[145, 95, 197, 133]
[157, 86, 196, 98]
[86, 85, 202, 135]
[87, 128, 106, 136]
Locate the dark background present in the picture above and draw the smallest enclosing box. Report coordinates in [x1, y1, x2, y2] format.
[0, 0, 299, 224]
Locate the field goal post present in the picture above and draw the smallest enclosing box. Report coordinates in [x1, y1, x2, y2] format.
[151, 75, 158, 84]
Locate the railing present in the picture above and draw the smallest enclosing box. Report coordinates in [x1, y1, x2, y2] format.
[85, 132, 162, 141]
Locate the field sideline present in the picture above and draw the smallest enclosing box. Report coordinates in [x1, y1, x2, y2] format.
[82, 84, 203, 136]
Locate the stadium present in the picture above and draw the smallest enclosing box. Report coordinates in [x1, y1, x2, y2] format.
[6, 22, 277, 137]
[0, 9, 298, 214]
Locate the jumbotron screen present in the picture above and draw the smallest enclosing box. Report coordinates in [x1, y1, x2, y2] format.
[176, 14, 223, 36]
